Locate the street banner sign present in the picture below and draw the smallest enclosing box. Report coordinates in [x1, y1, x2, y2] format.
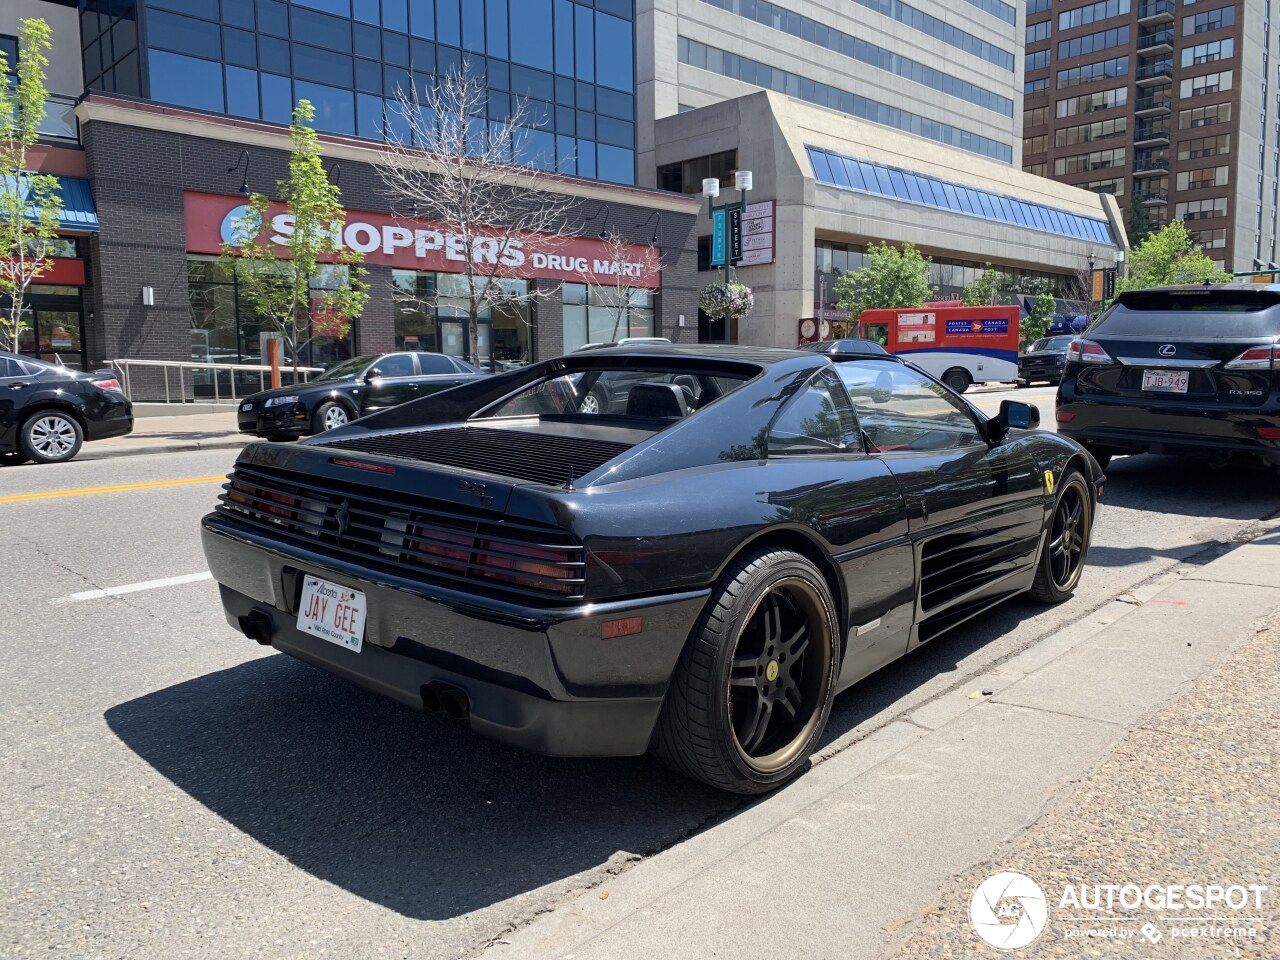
[729, 206, 743, 263]
[711, 208, 726, 266]
[737, 200, 776, 266]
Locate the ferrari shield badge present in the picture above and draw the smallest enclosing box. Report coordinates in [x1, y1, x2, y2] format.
[1044, 470, 1056, 494]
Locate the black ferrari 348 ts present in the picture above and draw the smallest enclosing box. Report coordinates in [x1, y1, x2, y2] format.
[202, 345, 1103, 794]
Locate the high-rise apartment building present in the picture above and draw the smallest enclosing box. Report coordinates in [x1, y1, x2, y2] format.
[1022, 0, 1274, 272]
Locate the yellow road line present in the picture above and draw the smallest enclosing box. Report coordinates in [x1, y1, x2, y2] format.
[0, 475, 226, 504]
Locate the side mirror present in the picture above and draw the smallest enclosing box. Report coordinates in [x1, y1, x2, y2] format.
[364, 368, 382, 381]
[987, 400, 1040, 443]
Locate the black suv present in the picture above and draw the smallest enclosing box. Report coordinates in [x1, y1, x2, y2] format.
[1056, 285, 1280, 471]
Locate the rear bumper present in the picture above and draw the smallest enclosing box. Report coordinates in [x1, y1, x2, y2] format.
[201, 515, 708, 757]
[84, 398, 133, 441]
[1058, 394, 1280, 465]
[1018, 360, 1063, 382]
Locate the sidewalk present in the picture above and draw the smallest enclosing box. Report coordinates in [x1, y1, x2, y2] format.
[488, 527, 1280, 960]
[79, 411, 251, 460]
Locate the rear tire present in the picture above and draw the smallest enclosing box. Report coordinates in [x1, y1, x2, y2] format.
[650, 548, 840, 795]
[19, 411, 83, 464]
[1031, 470, 1092, 604]
[942, 369, 971, 394]
[1015, 379, 1031, 389]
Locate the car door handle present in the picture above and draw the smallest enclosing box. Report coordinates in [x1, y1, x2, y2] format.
[9, 383, 30, 390]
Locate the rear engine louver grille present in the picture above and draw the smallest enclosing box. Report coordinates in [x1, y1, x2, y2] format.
[216, 465, 585, 601]
[319, 427, 632, 485]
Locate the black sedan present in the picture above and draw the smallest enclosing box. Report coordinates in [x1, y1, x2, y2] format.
[237, 351, 483, 439]
[1, 352, 133, 464]
[1057, 285, 1280, 471]
[203, 345, 1102, 794]
[800, 338, 889, 357]
[1017, 335, 1076, 387]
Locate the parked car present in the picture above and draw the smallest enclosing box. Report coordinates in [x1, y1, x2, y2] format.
[237, 352, 483, 439]
[203, 344, 1102, 794]
[1056, 284, 1280, 472]
[0, 352, 132, 464]
[799, 338, 889, 357]
[1017, 335, 1077, 386]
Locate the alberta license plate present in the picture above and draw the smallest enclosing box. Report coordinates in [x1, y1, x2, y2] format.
[297, 575, 366, 652]
[1142, 369, 1189, 393]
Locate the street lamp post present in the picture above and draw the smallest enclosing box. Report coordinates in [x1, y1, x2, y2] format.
[703, 170, 753, 341]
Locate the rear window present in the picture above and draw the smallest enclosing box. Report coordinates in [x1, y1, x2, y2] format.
[476, 364, 754, 423]
[1094, 292, 1280, 338]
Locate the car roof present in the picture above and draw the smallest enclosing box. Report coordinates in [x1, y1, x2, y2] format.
[1126, 282, 1280, 295]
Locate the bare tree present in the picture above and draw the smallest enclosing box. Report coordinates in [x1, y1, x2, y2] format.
[577, 226, 663, 342]
[374, 66, 581, 367]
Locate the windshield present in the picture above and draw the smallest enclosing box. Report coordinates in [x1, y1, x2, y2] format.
[476, 365, 754, 423]
[1029, 336, 1075, 351]
[1094, 292, 1280, 338]
[313, 355, 378, 382]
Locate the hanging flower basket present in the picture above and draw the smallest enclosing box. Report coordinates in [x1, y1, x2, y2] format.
[699, 280, 754, 319]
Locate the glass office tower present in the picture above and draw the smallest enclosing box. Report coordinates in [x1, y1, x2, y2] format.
[77, 0, 638, 183]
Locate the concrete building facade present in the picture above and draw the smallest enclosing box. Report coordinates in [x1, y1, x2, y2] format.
[636, 0, 1027, 180]
[1023, 0, 1274, 273]
[656, 92, 1127, 348]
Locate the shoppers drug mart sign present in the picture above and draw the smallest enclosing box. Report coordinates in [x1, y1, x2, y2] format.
[184, 192, 661, 288]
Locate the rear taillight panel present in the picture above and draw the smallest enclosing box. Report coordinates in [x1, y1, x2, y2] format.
[1223, 344, 1277, 370]
[93, 378, 123, 392]
[1066, 339, 1112, 364]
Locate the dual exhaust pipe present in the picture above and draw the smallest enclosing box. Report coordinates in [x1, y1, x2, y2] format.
[421, 681, 470, 720]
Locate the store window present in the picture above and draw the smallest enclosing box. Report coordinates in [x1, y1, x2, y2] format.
[561, 282, 654, 352]
[188, 255, 354, 369]
[392, 269, 532, 370]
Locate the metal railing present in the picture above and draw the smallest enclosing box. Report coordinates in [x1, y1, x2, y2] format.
[1137, 61, 1174, 81]
[110, 358, 326, 403]
[1135, 92, 1172, 112]
[1137, 29, 1174, 50]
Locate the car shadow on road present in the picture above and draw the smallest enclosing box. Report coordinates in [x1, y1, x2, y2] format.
[1098, 454, 1279, 520]
[104, 653, 736, 922]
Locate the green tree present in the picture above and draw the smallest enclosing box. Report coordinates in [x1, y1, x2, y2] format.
[962, 263, 1008, 306]
[1127, 192, 1154, 247]
[0, 19, 60, 353]
[1116, 220, 1229, 294]
[221, 100, 368, 376]
[833, 241, 935, 318]
[1021, 286, 1058, 348]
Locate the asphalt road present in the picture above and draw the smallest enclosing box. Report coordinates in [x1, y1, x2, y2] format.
[2, 430, 1277, 959]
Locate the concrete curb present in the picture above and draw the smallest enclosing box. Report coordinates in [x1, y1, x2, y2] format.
[78, 437, 251, 461]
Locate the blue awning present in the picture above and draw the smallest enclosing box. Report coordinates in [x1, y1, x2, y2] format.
[2, 173, 99, 233]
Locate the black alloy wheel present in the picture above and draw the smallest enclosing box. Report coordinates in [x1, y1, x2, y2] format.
[1031, 469, 1091, 603]
[728, 579, 832, 768]
[651, 548, 839, 794]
